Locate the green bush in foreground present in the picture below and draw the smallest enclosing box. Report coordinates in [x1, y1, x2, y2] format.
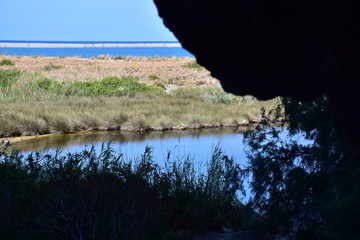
[34, 76, 163, 96]
[0, 144, 252, 240]
[0, 59, 15, 66]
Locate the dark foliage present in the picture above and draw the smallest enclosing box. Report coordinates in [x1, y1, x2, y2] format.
[0, 144, 251, 240]
[244, 96, 360, 240]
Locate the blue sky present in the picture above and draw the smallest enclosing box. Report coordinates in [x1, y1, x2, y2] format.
[0, 0, 177, 41]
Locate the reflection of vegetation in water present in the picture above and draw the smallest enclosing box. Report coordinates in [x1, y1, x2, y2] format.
[0, 144, 253, 240]
[8, 127, 244, 153]
[243, 96, 359, 239]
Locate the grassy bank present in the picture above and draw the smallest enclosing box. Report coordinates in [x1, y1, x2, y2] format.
[0, 57, 282, 138]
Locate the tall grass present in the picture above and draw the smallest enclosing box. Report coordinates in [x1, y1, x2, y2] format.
[0, 69, 282, 137]
[0, 69, 21, 88]
[0, 144, 254, 240]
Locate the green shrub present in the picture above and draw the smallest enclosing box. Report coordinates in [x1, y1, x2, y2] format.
[113, 56, 124, 60]
[0, 59, 15, 66]
[96, 76, 162, 95]
[34, 78, 63, 91]
[154, 82, 166, 90]
[34, 76, 163, 97]
[147, 74, 161, 81]
[42, 63, 63, 71]
[205, 87, 242, 104]
[182, 60, 204, 70]
[0, 69, 21, 88]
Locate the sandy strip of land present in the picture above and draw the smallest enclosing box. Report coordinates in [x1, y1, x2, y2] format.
[0, 55, 219, 86]
[0, 42, 182, 48]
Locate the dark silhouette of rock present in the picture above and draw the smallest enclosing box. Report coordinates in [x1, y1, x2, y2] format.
[154, 0, 360, 160]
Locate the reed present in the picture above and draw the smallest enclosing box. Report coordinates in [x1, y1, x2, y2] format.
[0, 144, 254, 240]
[0, 64, 282, 138]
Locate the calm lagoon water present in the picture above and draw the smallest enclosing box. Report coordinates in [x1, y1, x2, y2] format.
[11, 128, 253, 202]
[8, 127, 312, 203]
[13, 128, 248, 164]
[0, 47, 194, 58]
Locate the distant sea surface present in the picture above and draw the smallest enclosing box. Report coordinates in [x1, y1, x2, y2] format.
[0, 47, 193, 58]
[0, 41, 194, 58]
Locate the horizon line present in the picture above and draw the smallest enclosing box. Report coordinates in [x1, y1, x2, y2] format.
[0, 40, 180, 44]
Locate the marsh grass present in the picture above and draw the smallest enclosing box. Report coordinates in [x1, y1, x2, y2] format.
[0, 69, 281, 137]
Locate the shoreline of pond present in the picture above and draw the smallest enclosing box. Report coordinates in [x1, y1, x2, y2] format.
[1, 122, 264, 146]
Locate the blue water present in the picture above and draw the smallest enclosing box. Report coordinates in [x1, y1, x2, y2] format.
[19, 130, 247, 165]
[0, 47, 194, 58]
[0, 40, 180, 44]
[12, 128, 312, 203]
[17, 129, 251, 202]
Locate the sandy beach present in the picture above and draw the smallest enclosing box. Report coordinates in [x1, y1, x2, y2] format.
[0, 42, 182, 48]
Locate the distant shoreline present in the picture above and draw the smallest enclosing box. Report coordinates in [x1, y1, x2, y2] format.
[0, 42, 182, 48]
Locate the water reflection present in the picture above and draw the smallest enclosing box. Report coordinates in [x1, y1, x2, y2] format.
[5, 127, 312, 203]
[9, 127, 249, 156]
[8, 127, 252, 202]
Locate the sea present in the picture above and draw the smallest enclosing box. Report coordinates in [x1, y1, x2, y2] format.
[0, 40, 194, 58]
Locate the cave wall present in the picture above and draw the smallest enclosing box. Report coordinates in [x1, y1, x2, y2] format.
[154, 0, 360, 159]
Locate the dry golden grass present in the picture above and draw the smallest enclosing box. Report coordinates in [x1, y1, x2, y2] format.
[0, 55, 219, 86]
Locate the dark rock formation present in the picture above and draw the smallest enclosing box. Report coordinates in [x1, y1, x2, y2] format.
[154, 0, 360, 159]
